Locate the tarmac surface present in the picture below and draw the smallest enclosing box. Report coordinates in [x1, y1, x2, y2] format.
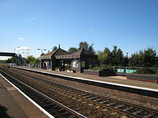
[0, 74, 49, 118]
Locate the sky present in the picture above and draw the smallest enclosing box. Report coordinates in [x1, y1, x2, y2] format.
[0, 0, 158, 60]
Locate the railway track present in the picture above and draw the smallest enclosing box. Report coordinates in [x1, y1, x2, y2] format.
[0, 68, 86, 118]
[1, 67, 158, 118]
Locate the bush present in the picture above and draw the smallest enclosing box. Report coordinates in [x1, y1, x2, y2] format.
[107, 65, 114, 71]
[135, 67, 156, 74]
[88, 66, 105, 71]
[55, 67, 61, 71]
[89, 64, 92, 69]
[67, 67, 73, 71]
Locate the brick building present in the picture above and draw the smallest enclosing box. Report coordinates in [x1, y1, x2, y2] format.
[40, 47, 97, 73]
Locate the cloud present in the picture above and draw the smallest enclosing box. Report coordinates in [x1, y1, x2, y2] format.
[16, 46, 32, 51]
[90, 29, 97, 34]
[18, 37, 24, 41]
[29, 18, 35, 21]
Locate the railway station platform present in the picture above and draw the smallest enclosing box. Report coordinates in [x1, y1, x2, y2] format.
[0, 74, 49, 118]
[14, 66, 158, 90]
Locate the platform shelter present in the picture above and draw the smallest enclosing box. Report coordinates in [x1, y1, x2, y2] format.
[40, 47, 97, 73]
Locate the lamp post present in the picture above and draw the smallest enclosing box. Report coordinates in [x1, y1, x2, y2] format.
[37, 48, 47, 56]
[37, 48, 46, 69]
[126, 52, 128, 68]
[18, 46, 20, 56]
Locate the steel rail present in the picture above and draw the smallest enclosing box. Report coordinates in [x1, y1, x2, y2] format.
[11, 67, 158, 118]
[12, 66, 158, 93]
[3, 68, 141, 117]
[0, 69, 87, 118]
[2, 67, 158, 118]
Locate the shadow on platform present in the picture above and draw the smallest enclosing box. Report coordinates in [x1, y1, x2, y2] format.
[0, 104, 12, 118]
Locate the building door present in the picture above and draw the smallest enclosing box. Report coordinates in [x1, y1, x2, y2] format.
[43, 63, 46, 69]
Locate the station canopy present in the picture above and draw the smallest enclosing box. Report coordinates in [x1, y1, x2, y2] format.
[40, 48, 97, 60]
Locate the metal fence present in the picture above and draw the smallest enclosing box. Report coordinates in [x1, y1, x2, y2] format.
[114, 66, 140, 74]
[114, 66, 158, 74]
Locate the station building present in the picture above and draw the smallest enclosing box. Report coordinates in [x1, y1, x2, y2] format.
[40, 47, 97, 73]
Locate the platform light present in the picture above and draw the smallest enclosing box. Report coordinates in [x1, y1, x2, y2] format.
[37, 48, 47, 55]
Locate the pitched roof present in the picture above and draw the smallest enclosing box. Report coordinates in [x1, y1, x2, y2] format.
[41, 50, 57, 57]
[55, 48, 69, 56]
[40, 48, 69, 59]
[55, 49, 97, 59]
[70, 49, 94, 56]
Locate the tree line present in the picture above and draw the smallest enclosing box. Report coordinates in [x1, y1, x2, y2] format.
[96, 46, 127, 67]
[66, 41, 158, 68]
[3, 56, 40, 66]
[97, 46, 158, 68]
[2, 41, 158, 68]
[51, 41, 95, 54]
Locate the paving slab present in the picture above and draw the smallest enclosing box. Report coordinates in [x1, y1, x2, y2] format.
[0, 76, 28, 118]
[0, 75, 49, 118]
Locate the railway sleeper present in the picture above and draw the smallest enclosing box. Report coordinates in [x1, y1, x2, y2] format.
[75, 93, 82, 95]
[93, 98, 101, 102]
[88, 97, 98, 100]
[47, 106, 61, 113]
[132, 110, 144, 115]
[84, 96, 93, 98]
[106, 102, 117, 106]
[99, 100, 109, 104]
[52, 112, 68, 118]
[79, 94, 88, 96]
[54, 111, 70, 117]
[42, 104, 55, 109]
[143, 113, 155, 118]
[67, 114, 76, 118]
[57, 108, 66, 112]
[114, 104, 125, 109]
[123, 107, 134, 112]
[75, 94, 84, 96]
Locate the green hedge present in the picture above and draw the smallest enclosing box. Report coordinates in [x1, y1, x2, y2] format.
[135, 67, 156, 74]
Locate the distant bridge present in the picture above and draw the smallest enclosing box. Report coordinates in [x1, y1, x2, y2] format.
[0, 52, 16, 57]
[0, 52, 24, 65]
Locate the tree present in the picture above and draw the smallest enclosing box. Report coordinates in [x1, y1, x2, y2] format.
[11, 57, 16, 63]
[143, 48, 156, 67]
[78, 41, 89, 51]
[34, 58, 40, 65]
[68, 47, 77, 54]
[40, 53, 45, 56]
[25, 56, 36, 64]
[89, 44, 95, 54]
[116, 48, 124, 66]
[97, 50, 104, 65]
[109, 46, 124, 66]
[5, 57, 16, 63]
[129, 53, 140, 67]
[102, 47, 111, 65]
[78, 41, 95, 53]
[96, 46, 125, 66]
[52, 46, 57, 51]
[96, 47, 111, 66]
[129, 48, 157, 67]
